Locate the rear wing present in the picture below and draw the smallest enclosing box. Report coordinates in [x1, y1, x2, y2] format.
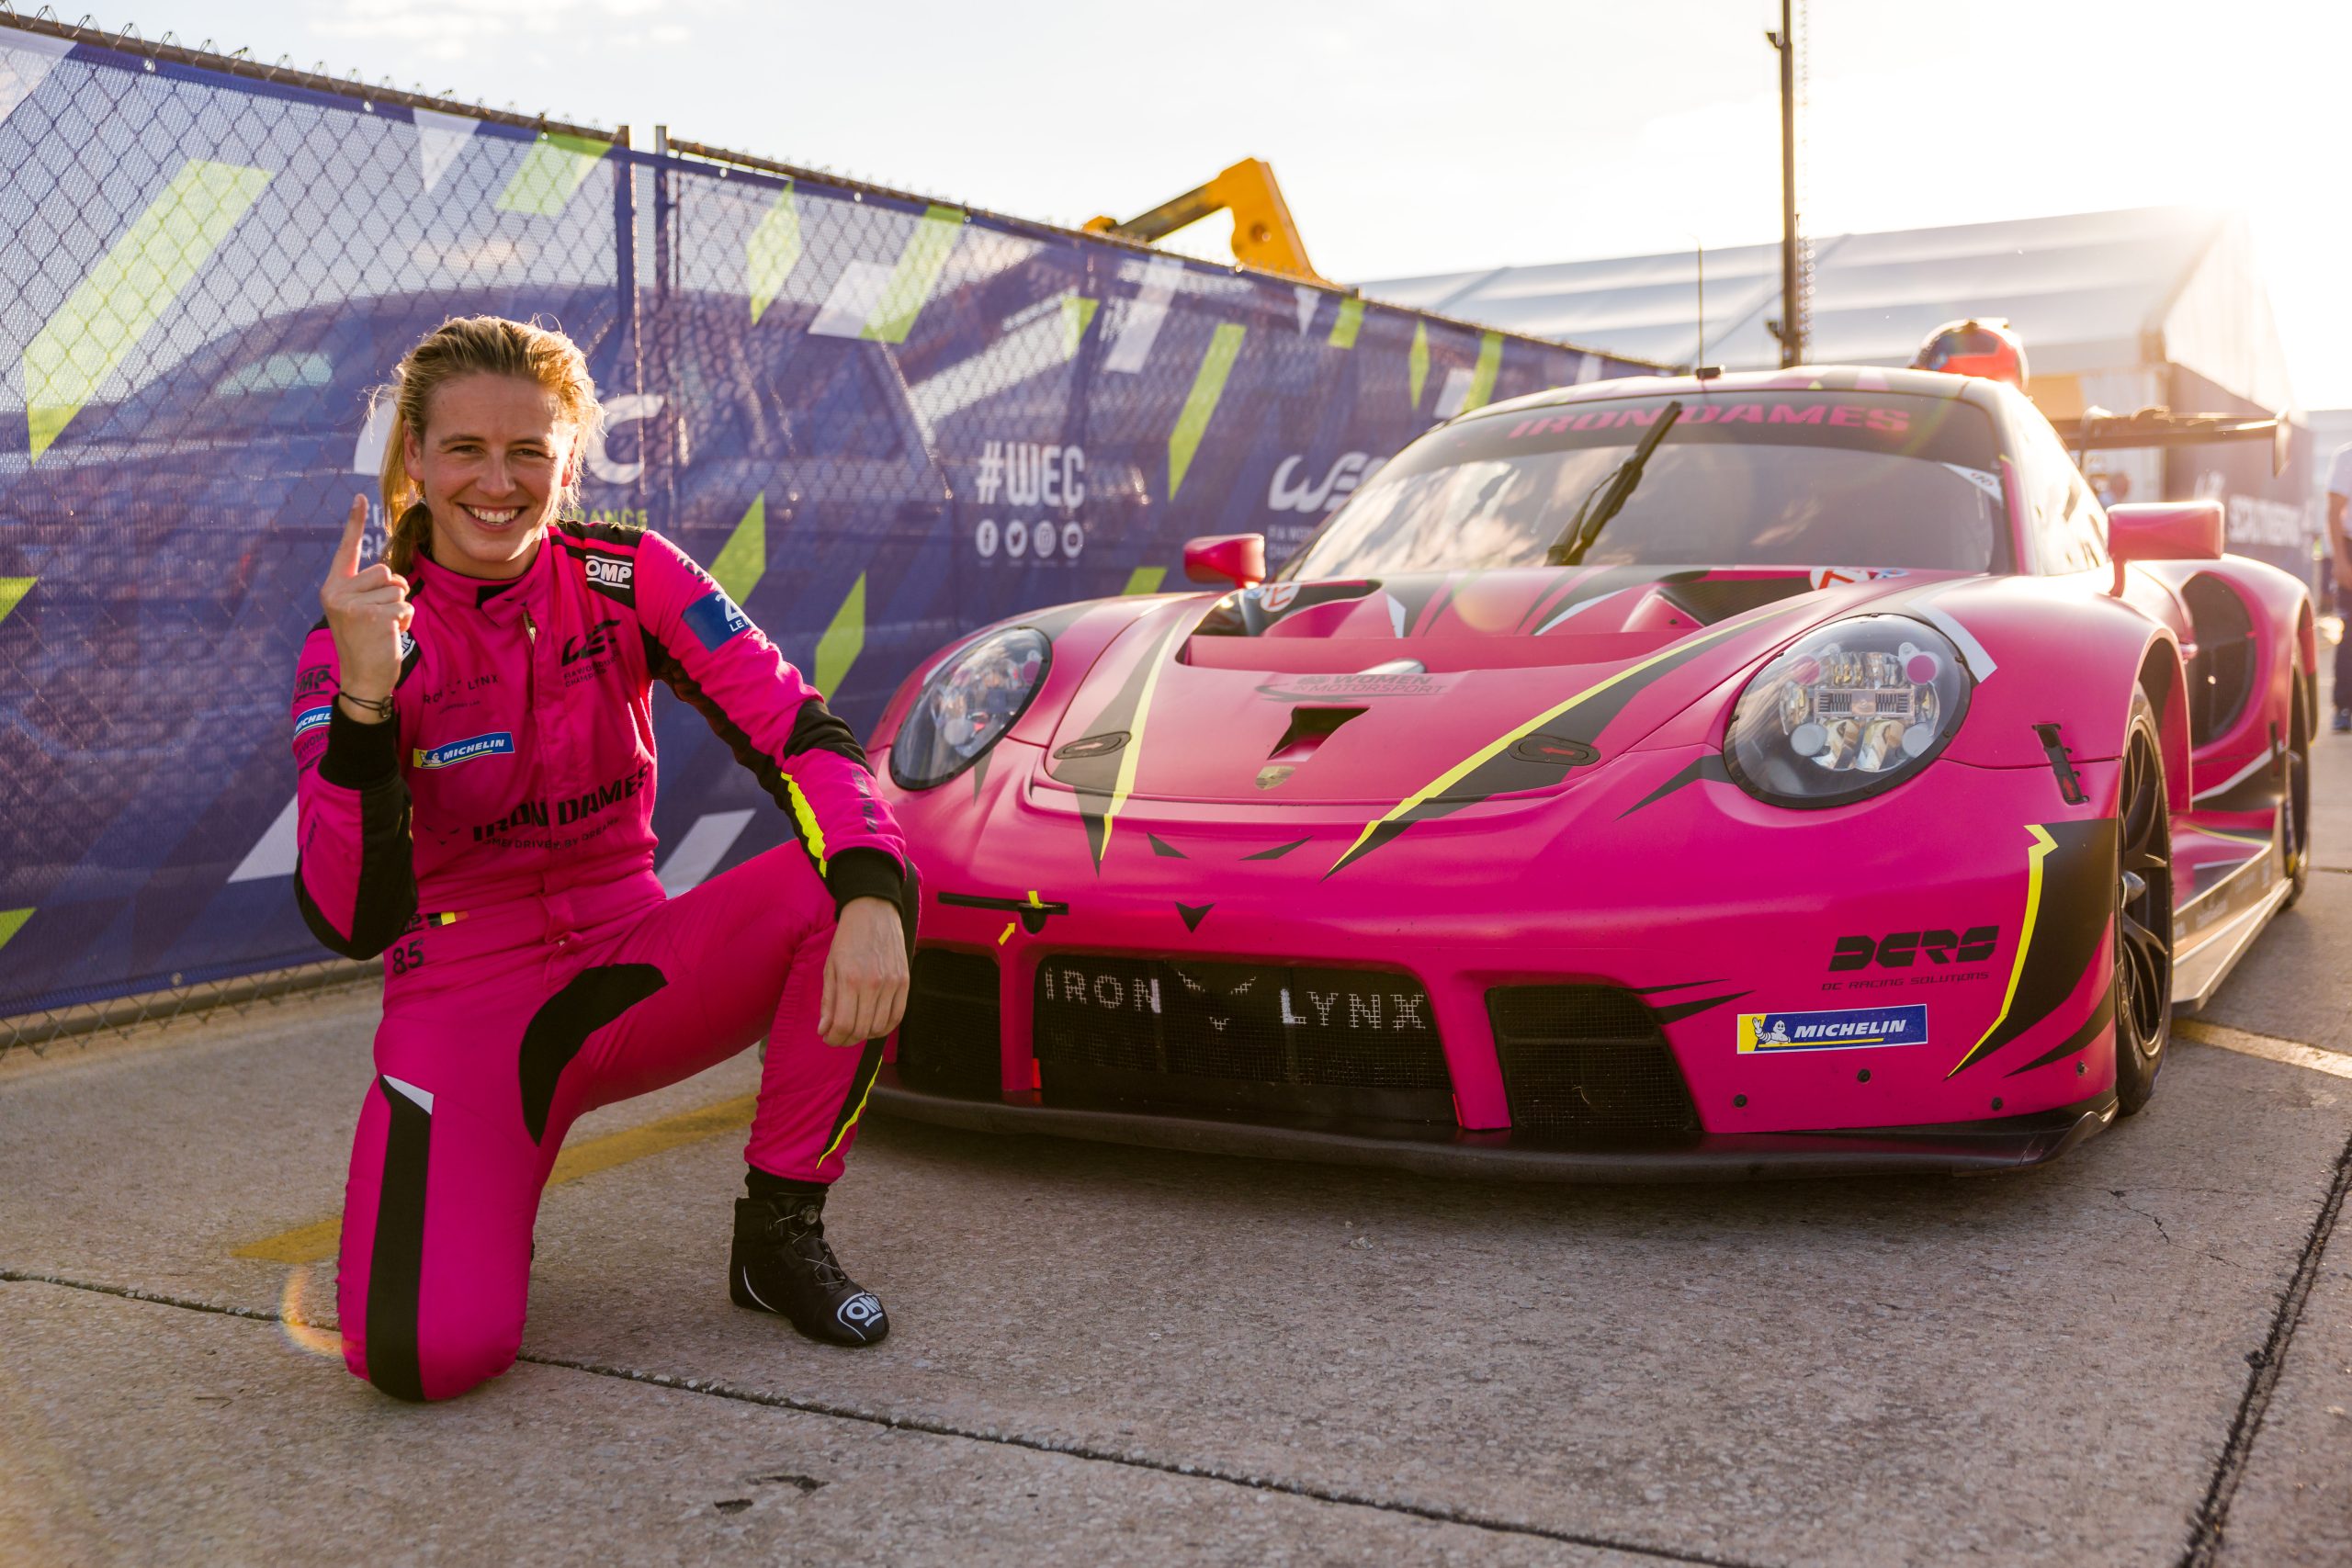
[2051, 407, 2290, 476]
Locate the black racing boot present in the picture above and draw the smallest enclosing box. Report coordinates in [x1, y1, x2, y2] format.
[729, 1194, 889, 1347]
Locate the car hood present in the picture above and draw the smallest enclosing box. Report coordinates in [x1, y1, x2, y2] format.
[1035, 565, 1955, 826]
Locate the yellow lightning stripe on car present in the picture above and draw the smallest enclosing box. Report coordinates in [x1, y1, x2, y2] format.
[785, 777, 830, 875]
[1326, 609, 1791, 876]
[1946, 823, 2055, 1078]
[1096, 615, 1193, 866]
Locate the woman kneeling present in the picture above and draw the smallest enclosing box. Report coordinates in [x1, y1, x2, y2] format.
[289, 316, 911, 1402]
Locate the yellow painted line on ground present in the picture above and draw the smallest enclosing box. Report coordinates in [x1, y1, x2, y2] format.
[2174, 1019, 2352, 1081]
[231, 1094, 754, 1265]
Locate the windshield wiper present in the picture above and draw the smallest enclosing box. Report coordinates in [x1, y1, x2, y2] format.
[1544, 399, 1685, 567]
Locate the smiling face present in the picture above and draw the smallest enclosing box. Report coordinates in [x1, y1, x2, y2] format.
[403, 372, 578, 580]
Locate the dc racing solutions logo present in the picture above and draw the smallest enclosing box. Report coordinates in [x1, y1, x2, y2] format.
[1822, 926, 1998, 992]
[971, 441, 1087, 564]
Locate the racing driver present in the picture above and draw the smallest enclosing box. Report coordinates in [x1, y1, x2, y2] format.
[1909, 317, 2030, 390]
[291, 315, 913, 1402]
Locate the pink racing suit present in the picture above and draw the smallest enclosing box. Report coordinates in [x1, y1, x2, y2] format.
[289, 520, 912, 1402]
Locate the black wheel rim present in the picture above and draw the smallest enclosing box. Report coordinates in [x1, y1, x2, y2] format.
[2285, 722, 2311, 881]
[2115, 730, 2173, 1051]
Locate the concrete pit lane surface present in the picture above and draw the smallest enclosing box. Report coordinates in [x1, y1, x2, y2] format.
[6, 777, 2352, 1565]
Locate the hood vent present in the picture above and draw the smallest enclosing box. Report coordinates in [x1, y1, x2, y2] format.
[1268, 705, 1365, 764]
[1656, 576, 1817, 625]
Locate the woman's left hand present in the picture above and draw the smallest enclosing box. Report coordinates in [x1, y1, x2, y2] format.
[818, 897, 910, 1047]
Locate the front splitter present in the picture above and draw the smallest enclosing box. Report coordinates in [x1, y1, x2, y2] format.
[870, 1071, 2119, 1183]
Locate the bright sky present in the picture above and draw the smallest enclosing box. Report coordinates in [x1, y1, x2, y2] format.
[136, 0, 2352, 405]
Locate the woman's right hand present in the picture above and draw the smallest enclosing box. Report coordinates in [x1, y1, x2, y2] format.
[319, 496, 412, 721]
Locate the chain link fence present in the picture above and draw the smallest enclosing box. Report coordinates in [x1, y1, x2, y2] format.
[0, 10, 1648, 1054]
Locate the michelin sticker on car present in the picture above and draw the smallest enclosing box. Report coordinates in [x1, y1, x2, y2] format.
[1737, 1004, 1929, 1054]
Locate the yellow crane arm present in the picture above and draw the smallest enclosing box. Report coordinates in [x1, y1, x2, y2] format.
[1085, 158, 1324, 284]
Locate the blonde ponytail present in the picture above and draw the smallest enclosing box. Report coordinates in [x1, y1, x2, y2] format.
[375, 394, 430, 577]
[370, 315, 604, 577]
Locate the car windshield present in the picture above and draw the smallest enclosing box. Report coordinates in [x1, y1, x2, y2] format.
[1279, 389, 2008, 580]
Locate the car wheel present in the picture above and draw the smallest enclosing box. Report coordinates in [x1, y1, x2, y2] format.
[2114, 691, 2174, 1116]
[2281, 675, 2312, 910]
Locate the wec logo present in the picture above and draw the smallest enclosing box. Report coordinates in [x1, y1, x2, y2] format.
[562, 616, 623, 667]
[1268, 452, 1385, 513]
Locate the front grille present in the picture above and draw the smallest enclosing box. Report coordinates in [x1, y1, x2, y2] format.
[893, 949, 1001, 1099]
[1034, 955, 1453, 1125]
[1488, 986, 1700, 1142]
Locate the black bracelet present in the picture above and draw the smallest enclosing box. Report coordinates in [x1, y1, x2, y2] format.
[338, 689, 395, 719]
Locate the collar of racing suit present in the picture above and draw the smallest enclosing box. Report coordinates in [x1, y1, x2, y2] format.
[409, 532, 556, 629]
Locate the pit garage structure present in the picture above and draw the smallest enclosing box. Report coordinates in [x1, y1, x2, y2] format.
[1366, 207, 2312, 577]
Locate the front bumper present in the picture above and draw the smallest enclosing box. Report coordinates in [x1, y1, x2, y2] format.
[873, 1074, 2118, 1180]
[877, 739, 2128, 1178]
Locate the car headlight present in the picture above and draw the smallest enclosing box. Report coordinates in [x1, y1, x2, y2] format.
[888, 626, 1051, 790]
[1724, 615, 1973, 808]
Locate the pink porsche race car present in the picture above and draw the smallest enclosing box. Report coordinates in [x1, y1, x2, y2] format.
[865, 367, 2313, 1178]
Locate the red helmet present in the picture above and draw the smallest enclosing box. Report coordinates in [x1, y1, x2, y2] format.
[1910, 318, 2029, 389]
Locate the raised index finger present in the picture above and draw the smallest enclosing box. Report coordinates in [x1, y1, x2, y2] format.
[330, 495, 368, 580]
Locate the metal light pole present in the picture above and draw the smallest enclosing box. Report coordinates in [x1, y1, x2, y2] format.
[1766, 0, 1804, 367]
[1685, 232, 1707, 372]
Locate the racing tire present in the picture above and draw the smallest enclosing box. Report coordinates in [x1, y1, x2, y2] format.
[2281, 674, 2312, 911]
[2113, 691, 2174, 1116]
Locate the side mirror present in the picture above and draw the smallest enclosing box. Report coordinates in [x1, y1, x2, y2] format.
[2108, 501, 2223, 563]
[1182, 533, 1267, 588]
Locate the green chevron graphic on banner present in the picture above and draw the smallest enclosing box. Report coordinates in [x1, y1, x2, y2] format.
[1169, 323, 1246, 499]
[1121, 566, 1167, 594]
[1408, 321, 1430, 409]
[711, 494, 766, 602]
[25, 160, 272, 462]
[0, 578, 32, 625]
[747, 186, 801, 324]
[814, 573, 866, 694]
[1329, 297, 1364, 350]
[0, 908, 29, 954]
[1062, 294, 1100, 355]
[861, 206, 964, 344]
[1461, 331, 1503, 412]
[494, 132, 609, 217]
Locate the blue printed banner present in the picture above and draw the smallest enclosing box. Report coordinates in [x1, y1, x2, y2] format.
[0, 21, 1649, 1017]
